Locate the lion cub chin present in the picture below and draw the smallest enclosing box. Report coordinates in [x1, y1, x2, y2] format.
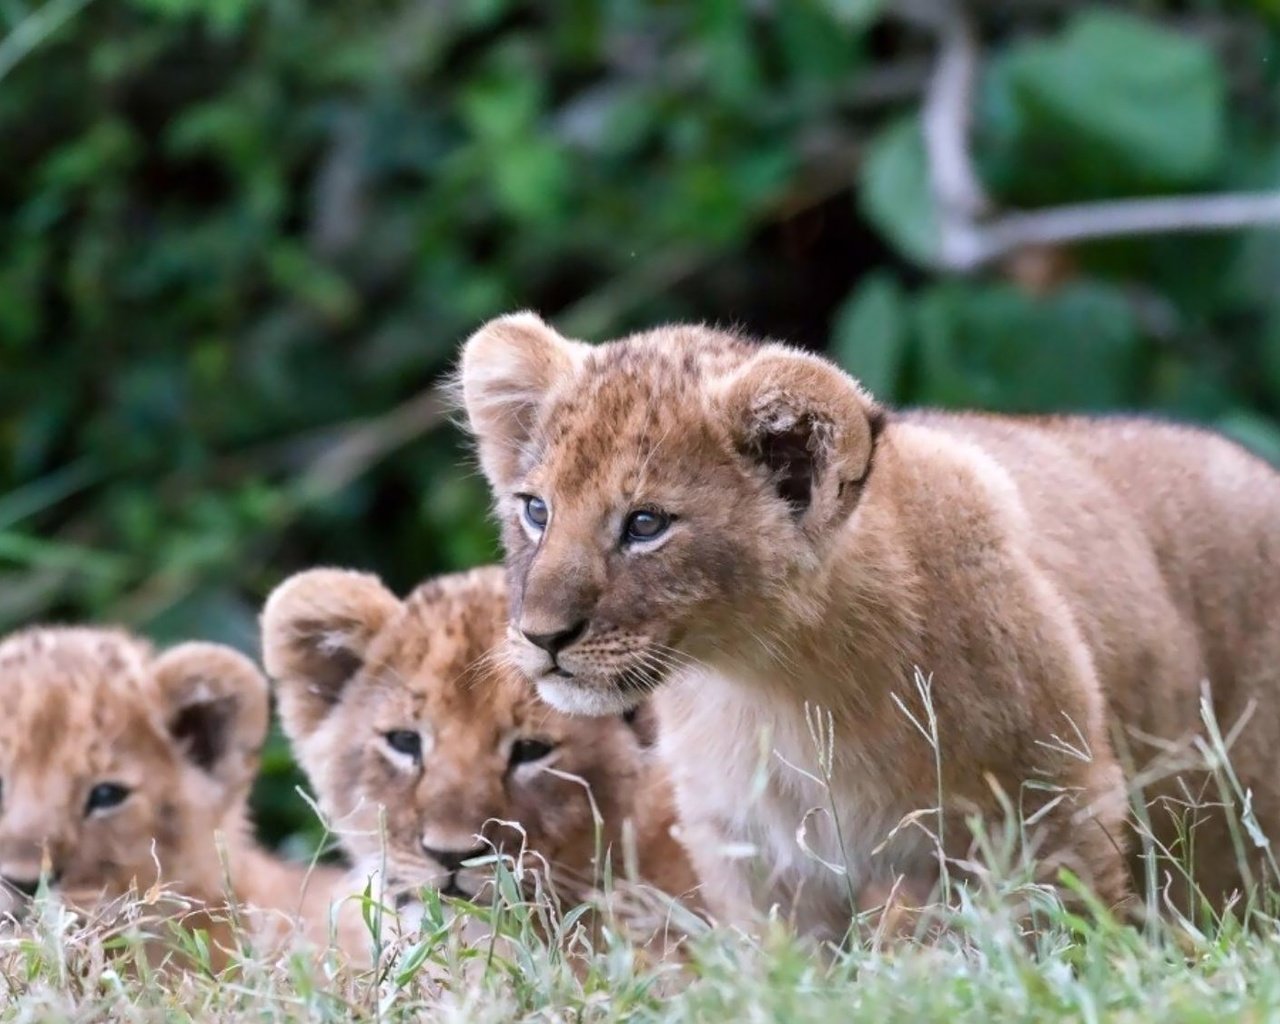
[0, 626, 343, 960]
[459, 311, 1280, 939]
[261, 564, 701, 939]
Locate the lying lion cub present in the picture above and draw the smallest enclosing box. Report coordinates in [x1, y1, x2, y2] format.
[261, 565, 699, 920]
[0, 626, 342, 956]
[459, 312, 1280, 938]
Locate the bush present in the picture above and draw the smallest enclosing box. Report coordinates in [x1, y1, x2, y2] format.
[2, 0, 1278, 848]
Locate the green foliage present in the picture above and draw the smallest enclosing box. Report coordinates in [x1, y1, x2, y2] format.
[1, 0, 1279, 849]
[912, 281, 1142, 412]
[858, 116, 938, 268]
[831, 272, 909, 400]
[989, 10, 1226, 198]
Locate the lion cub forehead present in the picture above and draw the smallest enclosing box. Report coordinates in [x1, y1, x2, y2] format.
[0, 627, 159, 761]
[0, 626, 154, 697]
[368, 568, 529, 706]
[532, 329, 755, 492]
[571, 325, 755, 409]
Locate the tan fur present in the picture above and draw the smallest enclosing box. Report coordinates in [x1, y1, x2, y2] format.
[0, 626, 343, 956]
[459, 312, 1280, 938]
[260, 565, 700, 916]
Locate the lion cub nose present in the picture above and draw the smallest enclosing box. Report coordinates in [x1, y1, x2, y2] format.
[521, 619, 588, 657]
[421, 844, 489, 873]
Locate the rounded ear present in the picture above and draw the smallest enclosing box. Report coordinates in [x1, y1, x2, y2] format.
[457, 311, 589, 491]
[718, 347, 886, 540]
[151, 643, 269, 800]
[260, 568, 401, 742]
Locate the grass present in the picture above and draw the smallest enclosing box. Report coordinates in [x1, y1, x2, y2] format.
[6, 864, 1280, 1023]
[5, 692, 1277, 1022]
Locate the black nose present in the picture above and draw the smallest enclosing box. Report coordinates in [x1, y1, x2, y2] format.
[422, 843, 489, 873]
[2, 874, 52, 898]
[522, 619, 588, 657]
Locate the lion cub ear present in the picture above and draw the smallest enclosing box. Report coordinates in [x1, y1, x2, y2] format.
[458, 311, 589, 491]
[151, 643, 269, 801]
[261, 568, 401, 741]
[718, 347, 885, 540]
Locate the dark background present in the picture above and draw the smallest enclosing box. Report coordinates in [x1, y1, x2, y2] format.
[2, 0, 1277, 853]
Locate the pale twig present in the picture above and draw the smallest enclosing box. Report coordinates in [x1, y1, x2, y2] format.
[904, 0, 1280, 272]
[0, 0, 97, 83]
[294, 388, 447, 503]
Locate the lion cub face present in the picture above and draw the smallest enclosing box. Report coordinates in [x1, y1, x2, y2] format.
[0, 628, 268, 921]
[459, 312, 882, 716]
[262, 566, 649, 900]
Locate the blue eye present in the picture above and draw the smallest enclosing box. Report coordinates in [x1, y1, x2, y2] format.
[85, 782, 130, 816]
[624, 510, 670, 543]
[522, 496, 549, 531]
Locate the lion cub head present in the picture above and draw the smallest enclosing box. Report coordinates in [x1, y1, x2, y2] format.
[458, 312, 884, 716]
[0, 627, 267, 921]
[262, 565, 678, 903]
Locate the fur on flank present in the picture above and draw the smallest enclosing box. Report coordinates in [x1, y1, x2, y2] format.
[458, 310, 1280, 938]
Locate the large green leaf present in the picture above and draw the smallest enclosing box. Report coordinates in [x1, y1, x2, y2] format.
[859, 116, 938, 267]
[913, 281, 1142, 412]
[989, 9, 1226, 200]
[831, 272, 908, 401]
[1217, 408, 1280, 464]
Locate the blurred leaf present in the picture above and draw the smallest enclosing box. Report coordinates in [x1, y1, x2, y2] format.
[818, 0, 886, 30]
[914, 281, 1142, 412]
[1216, 409, 1280, 464]
[0, 459, 100, 531]
[831, 272, 908, 400]
[992, 9, 1225, 196]
[1262, 311, 1280, 406]
[267, 243, 360, 324]
[143, 585, 258, 650]
[490, 138, 569, 224]
[859, 116, 937, 267]
[129, 0, 258, 33]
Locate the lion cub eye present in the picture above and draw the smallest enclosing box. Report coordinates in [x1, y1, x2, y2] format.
[623, 509, 671, 544]
[383, 730, 423, 760]
[84, 782, 130, 816]
[509, 738, 555, 766]
[521, 495, 549, 532]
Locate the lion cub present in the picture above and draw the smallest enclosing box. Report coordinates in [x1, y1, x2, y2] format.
[0, 626, 341, 953]
[459, 312, 1280, 938]
[261, 565, 699, 916]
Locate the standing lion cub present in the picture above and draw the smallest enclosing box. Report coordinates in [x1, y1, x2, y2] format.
[0, 626, 342, 956]
[261, 564, 699, 921]
[459, 311, 1280, 938]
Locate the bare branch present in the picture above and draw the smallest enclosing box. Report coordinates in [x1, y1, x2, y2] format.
[909, 0, 1280, 273]
[919, 1, 990, 225]
[964, 192, 1280, 270]
[0, 0, 98, 83]
[295, 387, 447, 504]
